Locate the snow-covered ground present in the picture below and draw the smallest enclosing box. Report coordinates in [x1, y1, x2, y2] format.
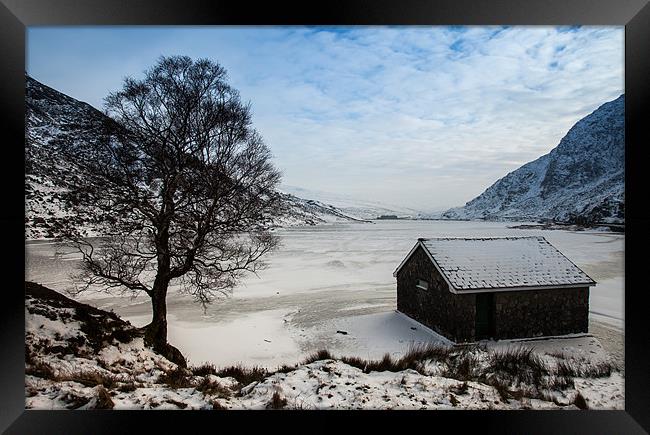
[25, 282, 623, 410]
[26, 220, 624, 371]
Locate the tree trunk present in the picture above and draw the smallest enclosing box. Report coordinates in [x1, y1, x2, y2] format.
[143, 275, 187, 368]
[144, 280, 168, 351]
[146, 219, 171, 352]
[143, 213, 187, 367]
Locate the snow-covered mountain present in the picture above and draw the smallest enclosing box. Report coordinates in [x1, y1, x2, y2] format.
[275, 192, 371, 226]
[24, 76, 367, 239]
[280, 185, 422, 220]
[25, 75, 112, 239]
[443, 95, 624, 225]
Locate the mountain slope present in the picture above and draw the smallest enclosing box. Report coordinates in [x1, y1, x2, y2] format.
[24, 76, 365, 239]
[443, 95, 624, 224]
[275, 192, 371, 226]
[280, 185, 422, 220]
[25, 75, 115, 239]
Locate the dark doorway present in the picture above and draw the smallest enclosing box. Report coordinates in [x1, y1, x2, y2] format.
[475, 293, 495, 340]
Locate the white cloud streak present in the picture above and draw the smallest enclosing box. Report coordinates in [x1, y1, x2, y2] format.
[27, 26, 624, 211]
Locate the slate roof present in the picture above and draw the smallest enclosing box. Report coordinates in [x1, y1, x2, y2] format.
[395, 236, 596, 292]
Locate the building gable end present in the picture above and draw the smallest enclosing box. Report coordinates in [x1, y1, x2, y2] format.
[393, 242, 457, 293]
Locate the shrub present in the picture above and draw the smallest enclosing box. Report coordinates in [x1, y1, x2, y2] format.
[554, 359, 614, 379]
[340, 356, 367, 371]
[302, 350, 333, 365]
[555, 360, 581, 378]
[581, 361, 614, 378]
[195, 377, 231, 398]
[191, 363, 218, 377]
[331, 344, 457, 376]
[212, 400, 227, 410]
[491, 378, 513, 402]
[275, 364, 297, 374]
[545, 375, 574, 391]
[365, 353, 396, 373]
[267, 391, 287, 409]
[402, 343, 454, 363]
[488, 346, 548, 386]
[158, 367, 193, 389]
[215, 364, 267, 387]
[442, 348, 481, 381]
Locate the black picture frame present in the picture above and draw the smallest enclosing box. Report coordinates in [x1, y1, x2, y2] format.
[2, 0, 649, 433]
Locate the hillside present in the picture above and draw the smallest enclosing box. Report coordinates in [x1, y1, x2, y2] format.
[25, 75, 113, 239]
[443, 95, 624, 225]
[279, 185, 423, 220]
[24, 76, 366, 240]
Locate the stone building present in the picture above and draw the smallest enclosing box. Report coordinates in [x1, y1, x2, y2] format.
[393, 236, 596, 342]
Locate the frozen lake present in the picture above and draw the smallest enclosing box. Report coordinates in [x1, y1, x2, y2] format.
[26, 220, 624, 368]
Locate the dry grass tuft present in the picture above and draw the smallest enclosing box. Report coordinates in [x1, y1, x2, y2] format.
[158, 366, 193, 389]
[195, 377, 231, 398]
[215, 364, 267, 388]
[190, 362, 218, 377]
[267, 391, 288, 409]
[302, 350, 334, 365]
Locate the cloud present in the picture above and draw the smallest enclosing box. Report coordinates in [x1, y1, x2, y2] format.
[27, 26, 624, 210]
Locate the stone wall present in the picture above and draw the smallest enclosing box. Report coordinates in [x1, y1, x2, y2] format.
[396, 244, 590, 342]
[396, 245, 476, 342]
[493, 287, 589, 339]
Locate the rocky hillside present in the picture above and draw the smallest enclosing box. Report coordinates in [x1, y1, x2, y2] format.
[443, 95, 624, 225]
[25, 75, 113, 239]
[24, 76, 365, 239]
[25, 282, 623, 410]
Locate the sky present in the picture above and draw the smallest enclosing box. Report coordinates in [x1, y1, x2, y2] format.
[27, 26, 624, 212]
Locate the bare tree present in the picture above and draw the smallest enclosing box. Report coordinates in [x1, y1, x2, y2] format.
[56, 56, 287, 365]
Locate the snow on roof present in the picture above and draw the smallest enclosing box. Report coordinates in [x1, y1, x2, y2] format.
[396, 236, 596, 292]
